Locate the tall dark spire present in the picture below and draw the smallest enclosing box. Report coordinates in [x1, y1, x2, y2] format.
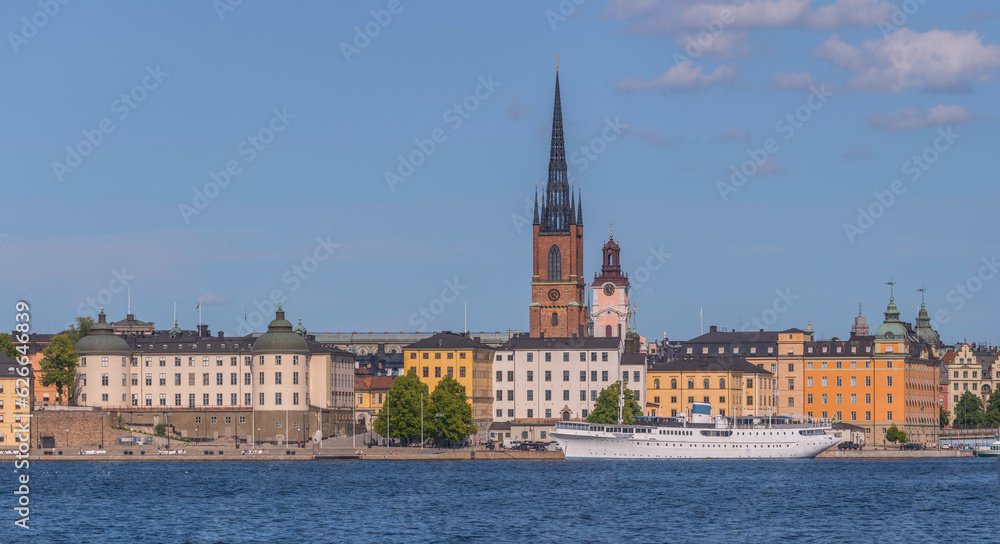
[541, 69, 571, 232]
[533, 187, 539, 225]
[576, 187, 583, 225]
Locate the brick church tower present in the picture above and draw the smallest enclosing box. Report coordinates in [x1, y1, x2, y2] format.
[530, 69, 586, 338]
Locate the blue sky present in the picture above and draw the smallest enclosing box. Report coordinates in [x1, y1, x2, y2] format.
[2, 0, 999, 345]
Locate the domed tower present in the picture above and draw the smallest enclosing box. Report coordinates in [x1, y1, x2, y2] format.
[76, 309, 132, 407]
[251, 306, 309, 410]
[294, 317, 307, 338]
[591, 229, 630, 338]
[874, 294, 908, 342]
[169, 318, 182, 338]
[914, 289, 941, 347]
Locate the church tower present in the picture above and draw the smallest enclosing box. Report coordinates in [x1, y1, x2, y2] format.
[591, 230, 630, 338]
[530, 69, 586, 338]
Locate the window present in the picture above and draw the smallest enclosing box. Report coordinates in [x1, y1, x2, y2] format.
[563, 370, 570, 381]
[654, 379, 660, 389]
[865, 411, 871, 421]
[459, 367, 466, 378]
[591, 371, 597, 382]
[851, 394, 856, 404]
[527, 370, 534, 382]
[159, 373, 166, 386]
[507, 409, 514, 418]
[787, 379, 794, 390]
[580, 390, 586, 401]
[527, 409, 534, 418]
[548, 245, 561, 280]
[580, 371, 586, 382]
[545, 370, 552, 381]
[719, 378, 726, 389]
[836, 394, 842, 404]
[159, 357, 166, 367]
[788, 398, 794, 407]
[231, 373, 238, 385]
[446, 367, 453, 377]
[545, 390, 552, 401]
[551, 313, 559, 326]
[807, 394, 813, 404]
[887, 393, 892, 404]
[865, 376, 871, 387]
[293, 393, 299, 405]
[496, 390, 502, 401]
[101, 373, 109, 386]
[275, 372, 282, 385]
[545, 409, 552, 418]
[496, 371, 502, 382]
[293, 372, 299, 385]
[527, 390, 534, 401]
[887, 410, 893, 420]
[836, 377, 842, 386]
[422, 367, 429, 378]
[821, 394, 827, 404]
[851, 376, 857, 386]
[563, 390, 570, 401]
[688, 378, 694, 389]
[447, 353, 453, 360]
[507, 391, 514, 401]
[591, 352, 597, 362]
[591, 390, 598, 401]
[496, 409, 503, 417]
[865, 393, 871, 404]
[527, 353, 533, 362]
[602, 371, 608, 382]
[886, 376, 892, 387]
[507, 371, 514, 382]
[544, 352, 551, 362]
[275, 393, 282, 405]
[671, 379, 677, 389]
[434, 367, 441, 378]
[579, 352, 586, 362]
[602, 352, 608, 362]
[175, 373, 182, 386]
[175, 357, 181, 366]
[146, 373, 153, 386]
[703, 378, 710, 389]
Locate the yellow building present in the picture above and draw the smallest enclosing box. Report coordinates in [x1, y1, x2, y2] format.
[354, 374, 394, 430]
[1, 353, 33, 447]
[403, 332, 495, 430]
[646, 356, 773, 418]
[804, 296, 940, 446]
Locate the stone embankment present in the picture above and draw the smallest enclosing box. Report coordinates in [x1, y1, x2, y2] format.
[817, 449, 974, 459]
[27, 446, 564, 462]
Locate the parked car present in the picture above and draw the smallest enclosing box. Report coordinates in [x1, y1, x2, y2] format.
[902, 443, 925, 450]
[838, 441, 861, 450]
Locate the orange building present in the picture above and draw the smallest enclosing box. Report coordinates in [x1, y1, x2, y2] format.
[354, 374, 394, 431]
[13, 333, 60, 405]
[803, 295, 940, 446]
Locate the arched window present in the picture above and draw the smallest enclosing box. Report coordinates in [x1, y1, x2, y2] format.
[670, 379, 677, 389]
[703, 378, 710, 389]
[605, 325, 612, 337]
[654, 379, 660, 389]
[688, 378, 694, 389]
[548, 246, 561, 280]
[551, 312, 559, 326]
[608, 253, 612, 266]
[719, 378, 726, 389]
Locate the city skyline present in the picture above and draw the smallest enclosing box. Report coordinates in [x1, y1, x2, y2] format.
[3, 1, 999, 345]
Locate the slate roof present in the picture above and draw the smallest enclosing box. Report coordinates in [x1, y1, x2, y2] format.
[621, 353, 646, 366]
[498, 336, 620, 351]
[0, 353, 32, 376]
[355, 375, 395, 391]
[649, 356, 773, 375]
[405, 331, 494, 351]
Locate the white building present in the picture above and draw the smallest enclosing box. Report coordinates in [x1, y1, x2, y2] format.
[492, 336, 645, 421]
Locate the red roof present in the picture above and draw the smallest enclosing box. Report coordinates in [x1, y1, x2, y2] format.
[355, 375, 395, 391]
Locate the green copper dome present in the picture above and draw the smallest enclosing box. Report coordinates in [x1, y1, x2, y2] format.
[76, 309, 131, 355]
[915, 302, 941, 345]
[252, 306, 308, 354]
[874, 296, 908, 340]
[294, 317, 307, 337]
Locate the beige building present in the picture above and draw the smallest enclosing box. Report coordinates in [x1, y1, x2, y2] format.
[73, 307, 354, 444]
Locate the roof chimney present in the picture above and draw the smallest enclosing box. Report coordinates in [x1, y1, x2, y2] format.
[217, 331, 224, 338]
[710, 325, 717, 333]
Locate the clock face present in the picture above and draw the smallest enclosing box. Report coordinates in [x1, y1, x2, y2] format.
[603, 284, 615, 296]
[548, 289, 561, 302]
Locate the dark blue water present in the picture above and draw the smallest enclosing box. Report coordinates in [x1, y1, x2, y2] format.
[4, 459, 998, 543]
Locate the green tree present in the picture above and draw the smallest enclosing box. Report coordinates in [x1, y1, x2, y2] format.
[154, 423, 167, 436]
[885, 424, 908, 445]
[953, 391, 986, 428]
[0, 333, 19, 361]
[372, 369, 429, 445]
[66, 316, 94, 344]
[428, 375, 477, 446]
[940, 407, 951, 429]
[39, 334, 80, 403]
[983, 390, 1000, 427]
[587, 381, 642, 425]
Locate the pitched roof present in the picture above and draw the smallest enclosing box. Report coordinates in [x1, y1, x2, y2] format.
[405, 331, 494, 350]
[686, 330, 779, 344]
[649, 356, 773, 375]
[355, 375, 395, 391]
[499, 336, 620, 350]
[621, 353, 646, 366]
[0, 353, 31, 376]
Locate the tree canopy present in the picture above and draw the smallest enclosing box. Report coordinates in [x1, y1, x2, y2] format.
[66, 316, 94, 344]
[0, 333, 19, 361]
[983, 390, 1000, 427]
[587, 381, 642, 425]
[428, 375, 477, 445]
[953, 391, 985, 428]
[939, 407, 950, 429]
[885, 424, 908, 445]
[39, 334, 80, 403]
[372, 369, 429, 445]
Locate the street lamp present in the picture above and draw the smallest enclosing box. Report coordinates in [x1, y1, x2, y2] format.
[66, 428, 69, 450]
[165, 412, 171, 450]
[99, 413, 105, 449]
[234, 412, 239, 449]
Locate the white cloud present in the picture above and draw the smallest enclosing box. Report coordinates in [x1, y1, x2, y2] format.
[771, 71, 817, 91]
[867, 105, 975, 132]
[624, 127, 669, 144]
[603, 0, 894, 33]
[617, 62, 737, 92]
[817, 29, 1000, 92]
[757, 157, 787, 176]
[197, 293, 228, 306]
[675, 30, 752, 58]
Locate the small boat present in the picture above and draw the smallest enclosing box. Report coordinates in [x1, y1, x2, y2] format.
[974, 435, 1000, 457]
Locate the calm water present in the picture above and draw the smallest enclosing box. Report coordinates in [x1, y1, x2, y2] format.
[4, 458, 999, 543]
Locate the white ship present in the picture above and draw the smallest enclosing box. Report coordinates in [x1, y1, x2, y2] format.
[551, 403, 840, 459]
